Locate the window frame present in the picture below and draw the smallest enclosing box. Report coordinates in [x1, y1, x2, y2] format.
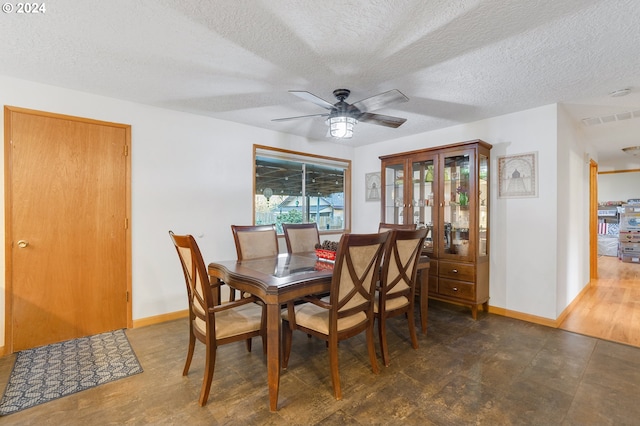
[253, 144, 351, 235]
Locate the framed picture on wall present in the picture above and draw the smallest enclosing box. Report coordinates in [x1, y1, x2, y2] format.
[498, 151, 538, 198]
[365, 172, 381, 201]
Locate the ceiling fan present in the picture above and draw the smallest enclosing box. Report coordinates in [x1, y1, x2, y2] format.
[272, 89, 409, 139]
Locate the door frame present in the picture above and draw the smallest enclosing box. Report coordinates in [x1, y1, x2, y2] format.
[3, 106, 132, 355]
[589, 159, 598, 280]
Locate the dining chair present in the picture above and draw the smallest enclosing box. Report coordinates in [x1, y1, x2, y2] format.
[231, 224, 279, 260]
[169, 231, 265, 406]
[282, 223, 320, 254]
[378, 222, 417, 232]
[375, 228, 428, 366]
[230, 224, 279, 300]
[281, 232, 389, 400]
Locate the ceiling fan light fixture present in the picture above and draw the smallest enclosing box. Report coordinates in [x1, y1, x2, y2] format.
[622, 146, 640, 156]
[327, 115, 357, 139]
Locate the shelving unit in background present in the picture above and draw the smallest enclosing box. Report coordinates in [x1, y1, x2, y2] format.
[619, 199, 640, 263]
[597, 202, 622, 257]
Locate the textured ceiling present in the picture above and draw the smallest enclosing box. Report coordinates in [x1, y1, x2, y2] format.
[1, 0, 640, 167]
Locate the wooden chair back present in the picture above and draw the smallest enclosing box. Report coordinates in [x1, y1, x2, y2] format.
[169, 231, 215, 336]
[380, 228, 428, 301]
[231, 224, 278, 260]
[282, 223, 320, 253]
[330, 232, 389, 328]
[378, 222, 417, 232]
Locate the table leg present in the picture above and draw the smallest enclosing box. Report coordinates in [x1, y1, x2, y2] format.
[267, 302, 281, 411]
[420, 271, 428, 334]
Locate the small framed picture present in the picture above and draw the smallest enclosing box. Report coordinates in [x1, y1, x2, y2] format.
[365, 172, 381, 201]
[498, 152, 538, 198]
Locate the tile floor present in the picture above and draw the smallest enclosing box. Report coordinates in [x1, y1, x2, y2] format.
[1, 301, 639, 425]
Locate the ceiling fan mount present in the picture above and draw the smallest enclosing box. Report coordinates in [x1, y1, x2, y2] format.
[332, 88, 351, 102]
[272, 88, 409, 139]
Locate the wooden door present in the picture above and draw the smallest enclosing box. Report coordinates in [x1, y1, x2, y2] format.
[5, 107, 131, 352]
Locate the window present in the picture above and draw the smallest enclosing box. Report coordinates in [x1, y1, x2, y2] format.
[254, 145, 351, 234]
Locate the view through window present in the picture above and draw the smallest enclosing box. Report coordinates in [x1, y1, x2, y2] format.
[254, 145, 351, 234]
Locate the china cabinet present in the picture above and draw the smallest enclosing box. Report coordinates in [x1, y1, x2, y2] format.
[380, 139, 491, 318]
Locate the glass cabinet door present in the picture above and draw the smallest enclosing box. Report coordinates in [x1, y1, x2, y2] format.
[478, 154, 488, 257]
[411, 158, 435, 254]
[441, 152, 471, 257]
[383, 162, 406, 224]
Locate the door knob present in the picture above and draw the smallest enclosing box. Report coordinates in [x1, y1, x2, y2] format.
[17, 240, 29, 248]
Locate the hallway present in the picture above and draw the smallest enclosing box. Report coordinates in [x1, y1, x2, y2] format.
[560, 255, 640, 347]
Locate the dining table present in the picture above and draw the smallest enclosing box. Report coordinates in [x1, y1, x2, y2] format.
[208, 252, 333, 411]
[208, 251, 430, 411]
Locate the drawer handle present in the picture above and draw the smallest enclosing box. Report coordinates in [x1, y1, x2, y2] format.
[452, 287, 458, 291]
[452, 269, 458, 273]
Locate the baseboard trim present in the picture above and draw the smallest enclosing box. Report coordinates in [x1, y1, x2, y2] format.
[133, 285, 592, 332]
[555, 280, 593, 326]
[488, 306, 558, 328]
[485, 280, 593, 329]
[132, 309, 189, 328]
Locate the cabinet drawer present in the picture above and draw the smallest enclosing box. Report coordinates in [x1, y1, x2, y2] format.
[439, 279, 475, 301]
[438, 261, 474, 281]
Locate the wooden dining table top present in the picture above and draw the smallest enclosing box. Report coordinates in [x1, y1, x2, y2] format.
[208, 252, 335, 299]
[209, 252, 430, 294]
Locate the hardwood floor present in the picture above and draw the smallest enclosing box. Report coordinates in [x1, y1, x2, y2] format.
[559, 255, 640, 347]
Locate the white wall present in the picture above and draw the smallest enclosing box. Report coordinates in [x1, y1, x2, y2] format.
[0, 75, 354, 346]
[1, 75, 595, 348]
[556, 105, 591, 317]
[353, 104, 590, 320]
[598, 171, 640, 202]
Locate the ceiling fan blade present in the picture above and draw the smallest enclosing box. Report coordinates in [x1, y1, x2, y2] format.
[271, 113, 329, 122]
[289, 91, 334, 110]
[351, 89, 409, 113]
[358, 113, 407, 128]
